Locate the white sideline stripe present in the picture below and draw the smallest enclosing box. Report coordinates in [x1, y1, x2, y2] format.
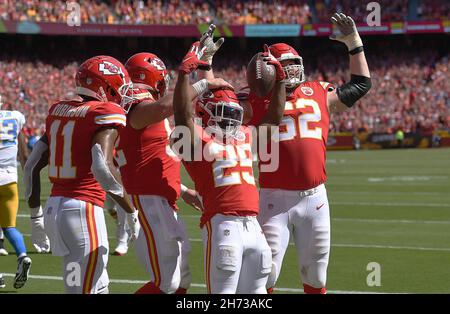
[0, 273, 397, 294]
[332, 218, 450, 225]
[21, 233, 450, 252]
[18, 214, 450, 224]
[330, 191, 449, 196]
[179, 215, 450, 225]
[186, 238, 450, 252]
[331, 244, 450, 252]
[332, 201, 450, 208]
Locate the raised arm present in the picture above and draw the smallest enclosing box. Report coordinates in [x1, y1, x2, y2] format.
[173, 41, 211, 144]
[197, 24, 225, 81]
[129, 76, 232, 130]
[327, 13, 372, 113]
[259, 45, 286, 127]
[128, 95, 174, 129]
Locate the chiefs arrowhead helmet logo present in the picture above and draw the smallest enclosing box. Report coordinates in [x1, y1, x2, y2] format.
[99, 61, 123, 76]
[150, 57, 166, 71]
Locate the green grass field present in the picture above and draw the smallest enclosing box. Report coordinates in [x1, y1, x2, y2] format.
[1, 148, 450, 294]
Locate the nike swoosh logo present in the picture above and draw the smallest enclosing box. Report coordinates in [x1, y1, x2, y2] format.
[316, 204, 325, 210]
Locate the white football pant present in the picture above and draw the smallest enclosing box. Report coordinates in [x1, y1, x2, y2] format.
[202, 214, 272, 294]
[43, 197, 109, 294]
[131, 195, 191, 293]
[258, 184, 330, 291]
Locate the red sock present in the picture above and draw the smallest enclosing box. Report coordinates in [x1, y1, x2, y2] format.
[135, 281, 164, 294]
[267, 287, 274, 294]
[175, 287, 187, 294]
[303, 284, 326, 294]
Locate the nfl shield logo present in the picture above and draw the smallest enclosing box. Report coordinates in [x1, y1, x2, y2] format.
[224, 229, 230, 236]
[301, 86, 314, 96]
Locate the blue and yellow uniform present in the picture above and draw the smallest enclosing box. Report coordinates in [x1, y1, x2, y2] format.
[0, 110, 25, 227]
[0, 109, 28, 261]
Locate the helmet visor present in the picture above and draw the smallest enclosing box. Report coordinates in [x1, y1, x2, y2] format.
[118, 82, 135, 112]
[280, 57, 305, 88]
[206, 101, 243, 138]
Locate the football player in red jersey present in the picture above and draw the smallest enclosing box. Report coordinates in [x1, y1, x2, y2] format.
[236, 13, 371, 294]
[116, 52, 230, 294]
[171, 39, 286, 293]
[24, 56, 140, 294]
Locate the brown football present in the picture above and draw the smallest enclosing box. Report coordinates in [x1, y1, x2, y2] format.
[246, 52, 275, 97]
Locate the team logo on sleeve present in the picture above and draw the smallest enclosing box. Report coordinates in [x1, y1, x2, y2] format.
[301, 86, 314, 96]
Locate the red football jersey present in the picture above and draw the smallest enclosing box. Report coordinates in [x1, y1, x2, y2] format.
[46, 100, 126, 207]
[243, 81, 332, 190]
[116, 92, 181, 209]
[182, 126, 260, 227]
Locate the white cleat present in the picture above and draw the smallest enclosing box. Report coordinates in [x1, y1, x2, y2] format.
[113, 242, 128, 256]
[14, 256, 32, 289]
[0, 239, 8, 256]
[0, 274, 5, 288]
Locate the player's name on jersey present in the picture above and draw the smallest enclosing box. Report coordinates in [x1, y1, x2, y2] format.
[50, 104, 89, 118]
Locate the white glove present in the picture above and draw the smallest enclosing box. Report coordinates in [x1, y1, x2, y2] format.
[200, 24, 225, 65]
[329, 13, 363, 52]
[30, 207, 50, 253]
[126, 210, 140, 242]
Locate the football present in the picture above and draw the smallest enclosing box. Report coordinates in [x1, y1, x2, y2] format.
[246, 52, 276, 97]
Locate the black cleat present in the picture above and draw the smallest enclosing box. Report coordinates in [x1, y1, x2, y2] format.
[13, 256, 32, 289]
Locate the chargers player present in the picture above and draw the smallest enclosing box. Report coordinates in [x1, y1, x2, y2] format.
[0, 226, 7, 255]
[239, 13, 372, 294]
[117, 52, 224, 294]
[0, 96, 31, 289]
[24, 56, 140, 294]
[171, 39, 286, 293]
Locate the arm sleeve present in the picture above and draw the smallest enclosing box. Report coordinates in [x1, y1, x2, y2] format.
[336, 75, 372, 108]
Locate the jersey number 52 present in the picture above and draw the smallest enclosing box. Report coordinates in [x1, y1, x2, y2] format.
[280, 99, 322, 141]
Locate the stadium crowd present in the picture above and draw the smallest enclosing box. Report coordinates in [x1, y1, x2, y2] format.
[1, 47, 448, 137]
[0, 0, 448, 25]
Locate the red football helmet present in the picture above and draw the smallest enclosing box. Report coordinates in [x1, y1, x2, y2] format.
[75, 55, 134, 108]
[196, 89, 243, 138]
[125, 52, 170, 100]
[269, 43, 305, 89]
